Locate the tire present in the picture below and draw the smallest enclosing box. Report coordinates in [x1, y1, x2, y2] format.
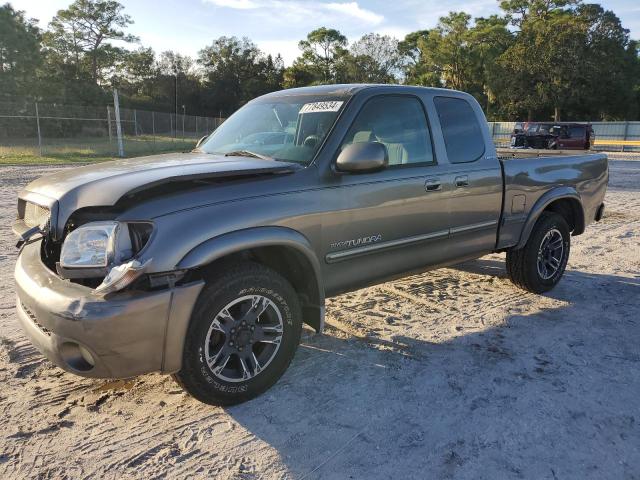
[173, 262, 302, 405]
[506, 212, 570, 294]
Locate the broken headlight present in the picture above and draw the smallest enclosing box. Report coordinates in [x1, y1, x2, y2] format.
[58, 221, 153, 293]
[60, 221, 120, 268]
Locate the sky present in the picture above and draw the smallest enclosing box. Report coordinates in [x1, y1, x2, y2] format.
[10, 0, 640, 65]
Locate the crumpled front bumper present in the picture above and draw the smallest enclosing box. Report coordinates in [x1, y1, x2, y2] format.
[14, 241, 203, 378]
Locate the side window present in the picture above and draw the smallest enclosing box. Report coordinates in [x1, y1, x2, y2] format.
[341, 96, 434, 166]
[434, 96, 485, 163]
[569, 126, 585, 138]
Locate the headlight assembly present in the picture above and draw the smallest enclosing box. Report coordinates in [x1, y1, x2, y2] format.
[58, 221, 153, 294]
[60, 221, 121, 268]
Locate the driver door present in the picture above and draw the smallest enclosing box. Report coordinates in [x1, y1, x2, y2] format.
[319, 95, 453, 295]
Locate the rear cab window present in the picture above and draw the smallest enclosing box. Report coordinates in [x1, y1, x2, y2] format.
[433, 96, 485, 163]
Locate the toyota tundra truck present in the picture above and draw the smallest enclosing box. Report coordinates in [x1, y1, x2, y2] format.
[13, 85, 608, 405]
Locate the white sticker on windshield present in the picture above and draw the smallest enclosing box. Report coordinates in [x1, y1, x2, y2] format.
[299, 101, 344, 114]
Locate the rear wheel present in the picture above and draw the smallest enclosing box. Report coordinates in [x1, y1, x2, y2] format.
[173, 263, 302, 405]
[506, 212, 570, 293]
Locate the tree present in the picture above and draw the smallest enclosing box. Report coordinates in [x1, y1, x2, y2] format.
[112, 46, 155, 99]
[345, 33, 402, 83]
[497, 0, 581, 120]
[0, 3, 42, 98]
[497, 0, 635, 120]
[198, 37, 283, 115]
[572, 4, 638, 119]
[400, 13, 486, 95]
[499, 0, 579, 27]
[468, 15, 513, 117]
[295, 27, 348, 83]
[45, 0, 138, 85]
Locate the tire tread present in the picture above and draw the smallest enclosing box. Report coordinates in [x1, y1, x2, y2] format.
[506, 212, 570, 294]
[174, 262, 301, 406]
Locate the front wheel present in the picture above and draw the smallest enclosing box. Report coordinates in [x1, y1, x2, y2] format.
[173, 263, 302, 405]
[506, 212, 571, 293]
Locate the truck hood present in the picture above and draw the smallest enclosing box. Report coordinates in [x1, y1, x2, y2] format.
[20, 152, 299, 239]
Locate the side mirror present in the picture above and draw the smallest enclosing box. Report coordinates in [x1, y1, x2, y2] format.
[336, 142, 388, 173]
[195, 135, 208, 149]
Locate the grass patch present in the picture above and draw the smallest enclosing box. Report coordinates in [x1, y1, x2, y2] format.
[0, 135, 197, 165]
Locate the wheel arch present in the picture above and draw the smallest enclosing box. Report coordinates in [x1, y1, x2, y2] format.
[177, 226, 325, 334]
[515, 187, 585, 250]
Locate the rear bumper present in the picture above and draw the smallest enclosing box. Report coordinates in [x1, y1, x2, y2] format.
[14, 241, 203, 378]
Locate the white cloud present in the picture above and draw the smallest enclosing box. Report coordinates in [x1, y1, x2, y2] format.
[203, 0, 384, 26]
[258, 39, 302, 64]
[204, 0, 260, 9]
[325, 2, 384, 25]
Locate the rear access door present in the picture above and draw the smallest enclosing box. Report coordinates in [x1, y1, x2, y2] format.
[429, 95, 503, 259]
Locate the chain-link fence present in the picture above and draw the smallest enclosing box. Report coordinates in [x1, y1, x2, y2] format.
[3, 98, 640, 162]
[0, 95, 225, 161]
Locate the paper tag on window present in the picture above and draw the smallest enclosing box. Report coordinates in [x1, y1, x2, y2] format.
[299, 101, 344, 114]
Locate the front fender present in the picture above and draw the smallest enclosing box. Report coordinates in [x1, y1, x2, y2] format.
[178, 226, 320, 270]
[515, 187, 583, 250]
[178, 225, 325, 328]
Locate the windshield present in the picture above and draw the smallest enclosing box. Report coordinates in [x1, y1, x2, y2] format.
[200, 94, 348, 165]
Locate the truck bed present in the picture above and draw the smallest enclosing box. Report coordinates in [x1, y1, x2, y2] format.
[496, 152, 608, 250]
[496, 147, 597, 158]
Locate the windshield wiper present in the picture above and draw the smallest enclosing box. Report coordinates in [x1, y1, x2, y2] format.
[224, 150, 274, 161]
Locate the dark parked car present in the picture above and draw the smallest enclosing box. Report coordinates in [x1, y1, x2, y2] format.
[511, 122, 594, 150]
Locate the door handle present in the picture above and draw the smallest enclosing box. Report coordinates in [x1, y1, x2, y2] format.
[455, 175, 469, 188]
[425, 177, 441, 192]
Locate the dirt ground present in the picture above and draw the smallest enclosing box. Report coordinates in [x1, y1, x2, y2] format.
[1, 154, 639, 479]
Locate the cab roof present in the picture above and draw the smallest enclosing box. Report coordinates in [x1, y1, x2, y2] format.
[258, 84, 465, 99]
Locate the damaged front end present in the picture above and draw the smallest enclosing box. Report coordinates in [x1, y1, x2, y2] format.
[12, 193, 204, 378]
[14, 197, 159, 295]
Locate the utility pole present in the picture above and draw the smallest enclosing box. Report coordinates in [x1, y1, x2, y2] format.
[174, 71, 178, 138]
[113, 89, 125, 158]
[35, 102, 42, 156]
[182, 105, 186, 143]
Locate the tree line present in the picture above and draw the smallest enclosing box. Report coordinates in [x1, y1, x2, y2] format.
[1, 0, 638, 121]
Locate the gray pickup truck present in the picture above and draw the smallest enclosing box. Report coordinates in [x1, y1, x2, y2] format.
[13, 85, 608, 405]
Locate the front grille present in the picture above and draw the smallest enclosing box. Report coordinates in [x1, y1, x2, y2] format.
[23, 201, 50, 228]
[20, 302, 52, 337]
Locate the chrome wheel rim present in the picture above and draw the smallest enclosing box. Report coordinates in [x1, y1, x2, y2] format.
[204, 295, 284, 383]
[537, 228, 564, 280]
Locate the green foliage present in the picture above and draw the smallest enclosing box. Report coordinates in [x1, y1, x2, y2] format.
[496, 0, 637, 120]
[44, 0, 138, 85]
[1, 0, 639, 120]
[283, 28, 345, 87]
[198, 36, 283, 115]
[344, 33, 402, 83]
[0, 3, 42, 98]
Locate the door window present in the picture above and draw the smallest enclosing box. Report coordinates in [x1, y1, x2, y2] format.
[341, 96, 434, 166]
[434, 97, 485, 163]
[568, 126, 586, 138]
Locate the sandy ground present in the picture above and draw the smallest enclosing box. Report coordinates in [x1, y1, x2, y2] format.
[0, 154, 639, 479]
